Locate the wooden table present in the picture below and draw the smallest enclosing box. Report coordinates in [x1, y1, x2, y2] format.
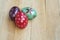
[0, 0, 60, 40]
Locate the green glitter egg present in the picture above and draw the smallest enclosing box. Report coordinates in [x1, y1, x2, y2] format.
[22, 7, 37, 20]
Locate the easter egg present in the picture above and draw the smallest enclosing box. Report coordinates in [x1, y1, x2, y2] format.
[15, 11, 28, 29]
[9, 6, 20, 21]
[22, 7, 37, 20]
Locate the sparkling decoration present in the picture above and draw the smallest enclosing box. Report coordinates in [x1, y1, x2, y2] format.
[22, 7, 37, 20]
[9, 6, 20, 21]
[9, 6, 37, 29]
[15, 11, 28, 29]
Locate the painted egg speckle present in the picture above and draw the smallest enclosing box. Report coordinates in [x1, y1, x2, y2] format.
[15, 11, 28, 29]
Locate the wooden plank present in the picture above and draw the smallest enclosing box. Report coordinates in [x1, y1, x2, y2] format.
[31, 0, 47, 40]
[0, 0, 19, 40]
[46, 0, 59, 40]
[55, 0, 60, 40]
[14, 0, 32, 40]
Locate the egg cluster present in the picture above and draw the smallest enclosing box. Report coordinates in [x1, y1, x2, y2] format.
[9, 6, 37, 29]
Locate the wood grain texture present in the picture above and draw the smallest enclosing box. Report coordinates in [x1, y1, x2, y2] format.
[55, 0, 60, 40]
[0, 0, 60, 40]
[0, 0, 19, 40]
[14, 0, 32, 40]
[31, 0, 47, 40]
[46, 0, 59, 40]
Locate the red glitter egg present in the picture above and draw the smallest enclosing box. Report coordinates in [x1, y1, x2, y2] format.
[15, 11, 28, 29]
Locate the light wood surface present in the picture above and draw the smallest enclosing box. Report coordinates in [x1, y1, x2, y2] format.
[0, 0, 60, 40]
